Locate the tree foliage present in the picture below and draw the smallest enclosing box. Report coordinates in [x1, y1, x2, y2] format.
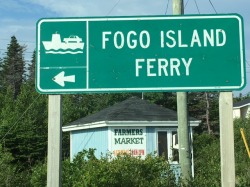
[189, 119, 250, 187]
[0, 36, 26, 98]
[188, 92, 219, 133]
[27, 50, 36, 84]
[0, 144, 17, 187]
[31, 149, 178, 187]
[234, 118, 250, 186]
[0, 35, 249, 186]
[0, 83, 48, 167]
[191, 133, 221, 186]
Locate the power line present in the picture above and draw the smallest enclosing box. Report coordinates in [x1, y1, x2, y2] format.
[0, 49, 34, 55]
[165, 0, 170, 15]
[0, 38, 35, 44]
[185, 0, 190, 9]
[246, 61, 250, 67]
[0, 94, 41, 168]
[194, 0, 200, 14]
[106, 0, 121, 16]
[0, 94, 41, 144]
[208, 0, 217, 14]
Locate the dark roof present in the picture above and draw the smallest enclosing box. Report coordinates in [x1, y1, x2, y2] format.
[233, 98, 250, 108]
[67, 97, 197, 126]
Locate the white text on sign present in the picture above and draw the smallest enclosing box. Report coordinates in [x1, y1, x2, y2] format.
[135, 58, 192, 77]
[102, 28, 227, 77]
[102, 29, 226, 49]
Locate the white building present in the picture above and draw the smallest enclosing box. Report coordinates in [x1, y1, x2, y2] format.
[63, 97, 200, 178]
[233, 98, 250, 119]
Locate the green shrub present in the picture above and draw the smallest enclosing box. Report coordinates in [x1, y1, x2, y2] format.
[0, 145, 17, 187]
[31, 149, 178, 187]
[189, 133, 221, 186]
[30, 118, 250, 187]
[0, 144, 32, 187]
[234, 118, 250, 186]
[30, 161, 47, 187]
[66, 149, 177, 187]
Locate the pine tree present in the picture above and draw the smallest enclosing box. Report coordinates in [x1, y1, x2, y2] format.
[188, 92, 219, 133]
[0, 83, 48, 167]
[14, 83, 48, 166]
[0, 57, 4, 91]
[1, 36, 26, 98]
[27, 50, 36, 84]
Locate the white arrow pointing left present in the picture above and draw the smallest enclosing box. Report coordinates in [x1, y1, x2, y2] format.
[53, 71, 75, 87]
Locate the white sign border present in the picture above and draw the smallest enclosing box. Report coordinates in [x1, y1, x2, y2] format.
[36, 14, 245, 93]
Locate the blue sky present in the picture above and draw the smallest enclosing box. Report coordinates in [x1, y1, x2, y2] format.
[0, 0, 249, 95]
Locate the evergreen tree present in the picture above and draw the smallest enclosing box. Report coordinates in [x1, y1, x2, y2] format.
[0, 36, 26, 98]
[0, 57, 4, 91]
[233, 92, 250, 103]
[145, 92, 177, 111]
[13, 83, 48, 166]
[27, 50, 36, 84]
[0, 144, 18, 186]
[188, 92, 219, 133]
[0, 83, 48, 167]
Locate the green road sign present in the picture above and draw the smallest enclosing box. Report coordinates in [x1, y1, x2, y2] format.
[36, 14, 245, 94]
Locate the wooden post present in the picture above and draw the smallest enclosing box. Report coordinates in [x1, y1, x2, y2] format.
[173, 0, 184, 15]
[47, 95, 62, 187]
[173, 0, 192, 182]
[177, 92, 191, 181]
[219, 92, 235, 186]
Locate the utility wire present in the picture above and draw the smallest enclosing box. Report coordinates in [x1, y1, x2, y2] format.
[194, 0, 200, 14]
[106, 0, 121, 16]
[246, 61, 250, 67]
[0, 49, 34, 54]
[165, 0, 170, 15]
[185, 0, 190, 9]
[208, 0, 217, 14]
[0, 94, 41, 144]
[0, 38, 35, 44]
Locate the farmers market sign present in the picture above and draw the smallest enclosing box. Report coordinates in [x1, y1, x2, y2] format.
[109, 127, 146, 158]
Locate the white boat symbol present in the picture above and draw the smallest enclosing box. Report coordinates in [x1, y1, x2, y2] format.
[42, 33, 84, 52]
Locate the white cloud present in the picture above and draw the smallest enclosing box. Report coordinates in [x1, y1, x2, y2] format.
[0, 0, 27, 12]
[24, 0, 90, 16]
[23, 0, 169, 17]
[1, 0, 250, 94]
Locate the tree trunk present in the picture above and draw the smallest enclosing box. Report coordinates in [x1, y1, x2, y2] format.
[205, 92, 211, 134]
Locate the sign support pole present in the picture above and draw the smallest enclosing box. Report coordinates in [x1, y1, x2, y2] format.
[47, 95, 62, 187]
[219, 92, 235, 186]
[177, 92, 191, 181]
[173, 0, 192, 182]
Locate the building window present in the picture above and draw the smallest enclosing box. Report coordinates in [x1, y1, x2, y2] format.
[157, 129, 179, 164]
[158, 131, 168, 158]
[172, 131, 179, 163]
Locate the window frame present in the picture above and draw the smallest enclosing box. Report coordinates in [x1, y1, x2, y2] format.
[156, 128, 179, 164]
